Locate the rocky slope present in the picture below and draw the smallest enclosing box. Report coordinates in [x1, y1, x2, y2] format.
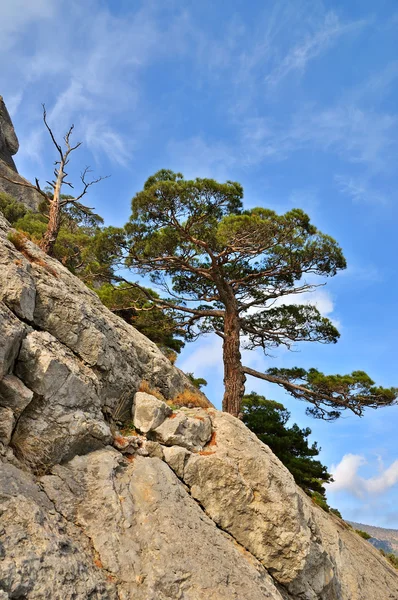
[1, 101, 398, 599]
[349, 522, 398, 556]
[1, 208, 398, 599]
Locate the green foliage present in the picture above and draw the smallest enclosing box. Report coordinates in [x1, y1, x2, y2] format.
[355, 529, 372, 540]
[330, 508, 343, 519]
[0, 192, 28, 224]
[265, 367, 398, 420]
[311, 491, 330, 512]
[2, 193, 125, 285]
[1, 194, 184, 354]
[241, 392, 333, 496]
[185, 373, 208, 389]
[379, 549, 398, 569]
[95, 282, 185, 354]
[125, 170, 397, 418]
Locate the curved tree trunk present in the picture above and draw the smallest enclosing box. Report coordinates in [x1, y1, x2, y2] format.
[39, 156, 65, 256]
[40, 198, 61, 255]
[222, 306, 246, 416]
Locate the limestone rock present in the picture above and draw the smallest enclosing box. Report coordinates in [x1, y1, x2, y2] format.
[0, 461, 117, 599]
[132, 391, 172, 433]
[0, 406, 14, 444]
[112, 431, 142, 455]
[0, 239, 36, 321]
[0, 211, 209, 471]
[0, 97, 41, 209]
[40, 448, 285, 600]
[150, 409, 212, 451]
[162, 444, 191, 478]
[12, 330, 112, 470]
[175, 409, 398, 600]
[0, 373, 33, 416]
[0, 96, 18, 170]
[0, 302, 25, 378]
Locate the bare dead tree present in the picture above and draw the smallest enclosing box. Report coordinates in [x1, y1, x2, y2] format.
[0, 104, 109, 255]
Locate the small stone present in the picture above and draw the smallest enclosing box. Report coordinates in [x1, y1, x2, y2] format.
[162, 445, 191, 478]
[0, 406, 14, 444]
[133, 392, 172, 434]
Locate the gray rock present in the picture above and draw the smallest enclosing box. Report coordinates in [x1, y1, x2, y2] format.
[0, 373, 33, 416]
[0, 97, 41, 209]
[0, 302, 25, 378]
[0, 406, 14, 444]
[162, 444, 191, 478]
[141, 439, 164, 459]
[40, 448, 285, 600]
[12, 331, 112, 471]
[0, 242, 36, 321]
[151, 409, 212, 451]
[0, 96, 18, 170]
[0, 461, 117, 599]
[133, 391, 172, 433]
[177, 409, 398, 600]
[112, 431, 142, 454]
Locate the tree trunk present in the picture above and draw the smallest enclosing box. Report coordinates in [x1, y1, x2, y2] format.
[222, 306, 246, 417]
[39, 159, 64, 256]
[40, 198, 61, 255]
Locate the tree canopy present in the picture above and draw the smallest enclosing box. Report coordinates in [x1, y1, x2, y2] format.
[125, 169, 397, 418]
[242, 392, 332, 496]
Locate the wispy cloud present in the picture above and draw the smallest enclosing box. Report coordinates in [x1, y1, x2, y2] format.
[2, 0, 191, 166]
[335, 175, 390, 206]
[265, 12, 368, 88]
[329, 454, 398, 497]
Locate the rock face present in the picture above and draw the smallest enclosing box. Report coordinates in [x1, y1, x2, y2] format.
[0, 96, 41, 210]
[0, 103, 397, 597]
[0, 96, 18, 171]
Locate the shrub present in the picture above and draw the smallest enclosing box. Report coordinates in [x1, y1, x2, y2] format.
[355, 529, 371, 540]
[311, 491, 330, 512]
[379, 549, 398, 569]
[330, 508, 343, 519]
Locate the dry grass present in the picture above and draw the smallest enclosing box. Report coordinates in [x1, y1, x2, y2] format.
[138, 380, 165, 402]
[170, 388, 212, 409]
[8, 231, 58, 277]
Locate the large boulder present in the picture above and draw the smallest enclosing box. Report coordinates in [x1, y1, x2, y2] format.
[39, 448, 285, 600]
[12, 330, 112, 471]
[0, 302, 26, 378]
[162, 408, 398, 600]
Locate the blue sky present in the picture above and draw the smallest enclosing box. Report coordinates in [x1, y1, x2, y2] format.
[2, 0, 398, 527]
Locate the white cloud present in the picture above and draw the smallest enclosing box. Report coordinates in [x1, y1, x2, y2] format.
[329, 454, 398, 497]
[178, 335, 223, 376]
